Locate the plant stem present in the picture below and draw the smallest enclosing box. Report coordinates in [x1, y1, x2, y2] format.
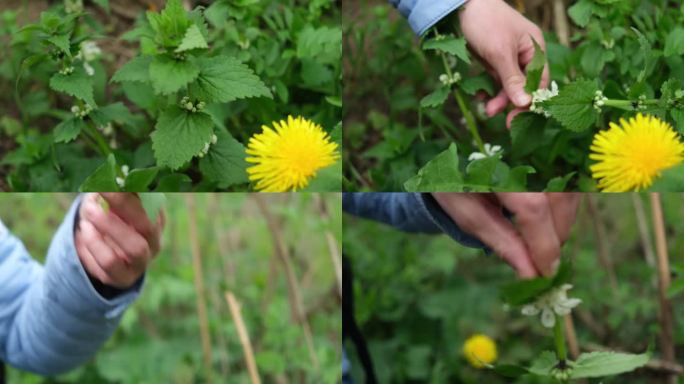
[554, 315, 568, 362]
[433, 31, 485, 153]
[602, 98, 659, 110]
[83, 122, 113, 156]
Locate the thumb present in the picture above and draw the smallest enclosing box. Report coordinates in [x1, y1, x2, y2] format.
[492, 56, 531, 108]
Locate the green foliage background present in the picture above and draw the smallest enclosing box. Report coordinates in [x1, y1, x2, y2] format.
[344, 193, 684, 383]
[1, 193, 341, 383]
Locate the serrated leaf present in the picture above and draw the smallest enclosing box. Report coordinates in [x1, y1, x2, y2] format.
[138, 193, 166, 222]
[149, 56, 199, 95]
[423, 36, 470, 64]
[188, 56, 271, 103]
[175, 24, 208, 53]
[461, 75, 495, 96]
[46, 34, 71, 55]
[151, 106, 214, 170]
[80, 154, 119, 192]
[510, 112, 547, 157]
[49, 67, 96, 106]
[54, 118, 85, 143]
[544, 79, 599, 131]
[567, 0, 594, 27]
[528, 351, 557, 376]
[404, 143, 464, 192]
[111, 55, 152, 83]
[147, 0, 191, 49]
[124, 168, 159, 192]
[571, 351, 650, 378]
[420, 87, 450, 108]
[199, 128, 249, 188]
[525, 38, 546, 93]
[664, 27, 684, 58]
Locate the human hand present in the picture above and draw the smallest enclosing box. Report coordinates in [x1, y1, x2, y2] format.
[75, 193, 164, 289]
[458, 0, 549, 128]
[432, 193, 580, 278]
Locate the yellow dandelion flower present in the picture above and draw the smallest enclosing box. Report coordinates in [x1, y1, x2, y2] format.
[463, 334, 497, 369]
[246, 116, 339, 192]
[589, 113, 684, 192]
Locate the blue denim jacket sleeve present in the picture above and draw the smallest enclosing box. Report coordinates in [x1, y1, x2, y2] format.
[388, 0, 468, 36]
[343, 193, 485, 249]
[0, 197, 143, 375]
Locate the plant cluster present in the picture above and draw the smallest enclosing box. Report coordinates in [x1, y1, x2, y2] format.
[0, 0, 341, 191]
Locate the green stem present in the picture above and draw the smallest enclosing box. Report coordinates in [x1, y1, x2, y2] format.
[554, 315, 567, 363]
[83, 122, 113, 157]
[438, 51, 485, 153]
[602, 98, 659, 110]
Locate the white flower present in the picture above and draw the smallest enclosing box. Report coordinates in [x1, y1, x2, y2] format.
[121, 165, 130, 177]
[468, 143, 502, 162]
[116, 177, 125, 188]
[80, 41, 102, 62]
[101, 123, 114, 136]
[83, 61, 95, 76]
[211, 134, 218, 145]
[520, 284, 582, 328]
[530, 81, 558, 117]
[64, 0, 83, 13]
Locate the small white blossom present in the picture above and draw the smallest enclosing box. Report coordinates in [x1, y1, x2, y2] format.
[100, 123, 114, 136]
[521, 284, 581, 328]
[530, 81, 558, 117]
[468, 143, 502, 162]
[121, 165, 130, 177]
[64, 0, 83, 13]
[438, 72, 461, 86]
[211, 134, 218, 145]
[116, 177, 125, 188]
[80, 41, 102, 62]
[593, 90, 608, 111]
[83, 61, 95, 76]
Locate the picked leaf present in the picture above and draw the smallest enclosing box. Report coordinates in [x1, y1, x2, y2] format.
[544, 79, 599, 132]
[138, 193, 166, 222]
[524, 38, 546, 94]
[500, 259, 572, 306]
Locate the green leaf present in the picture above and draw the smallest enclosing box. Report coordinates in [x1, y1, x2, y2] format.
[175, 24, 208, 53]
[54, 118, 85, 143]
[46, 34, 71, 55]
[500, 259, 572, 306]
[544, 79, 599, 132]
[664, 27, 684, 58]
[667, 279, 684, 298]
[490, 364, 529, 378]
[138, 193, 166, 222]
[524, 38, 546, 93]
[151, 107, 215, 170]
[124, 168, 159, 192]
[510, 112, 547, 157]
[147, 0, 191, 49]
[111, 55, 152, 83]
[188, 56, 271, 103]
[404, 143, 464, 192]
[571, 351, 650, 378]
[49, 67, 96, 106]
[420, 86, 450, 109]
[567, 0, 594, 27]
[670, 108, 684, 133]
[199, 128, 249, 188]
[80, 154, 119, 192]
[422, 36, 470, 64]
[296, 25, 342, 65]
[92, 0, 110, 13]
[302, 160, 342, 192]
[149, 56, 200, 95]
[544, 172, 576, 192]
[647, 164, 684, 192]
[527, 351, 557, 376]
[461, 75, 495, 96]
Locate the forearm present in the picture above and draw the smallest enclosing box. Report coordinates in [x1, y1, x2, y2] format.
[0, 198, 142, 375]
[388, 0, 468, 36]
[343, 192, 485, 249]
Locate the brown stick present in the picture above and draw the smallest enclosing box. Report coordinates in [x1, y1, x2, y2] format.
[563, 314, 580, 360]
[585, 195, 619, 295]
[185, 194, 214, 378]
[225, 292, 262, 384]
[552, 0, 570, 46]
[632, 193, 656, 267]
[313, 195, 342, 297]
[649, 193, 677, 384]
[253, 195, 321, 374]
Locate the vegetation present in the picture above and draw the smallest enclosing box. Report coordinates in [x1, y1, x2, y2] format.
[3, 193, 341, 383]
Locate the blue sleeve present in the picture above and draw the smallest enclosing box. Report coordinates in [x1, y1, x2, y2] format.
[343, 193, 485, 249]
[388, 0, 468, 36]
[0, 197, 143, 376]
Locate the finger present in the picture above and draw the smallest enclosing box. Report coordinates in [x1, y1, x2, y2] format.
[506, 107, 526, 129]
[82, 200, 152, 265]
[486, 89, 510, 117]
[490, 54, 531, 108]
[99, 193, 160, 254]
[497, 193, 561, 277]
[433, 193, 538, 278]
[546, 193, 582, 243]
[75, 228, 116, 286]
[539, 64, 550, 90]
[80, 219, 132, 288]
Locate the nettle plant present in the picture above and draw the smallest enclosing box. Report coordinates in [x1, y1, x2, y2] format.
[490, 261, 649, 383]
[405, 0, 684, 192]
[3, 0, 340, 191]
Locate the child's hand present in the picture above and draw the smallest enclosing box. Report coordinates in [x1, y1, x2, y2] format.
[458, 0, 549, 128]
[75, 193, 164, 289]
[432, 193, 579, 279]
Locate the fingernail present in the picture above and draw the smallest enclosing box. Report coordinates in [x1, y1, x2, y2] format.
[516, 93, 531, 106]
